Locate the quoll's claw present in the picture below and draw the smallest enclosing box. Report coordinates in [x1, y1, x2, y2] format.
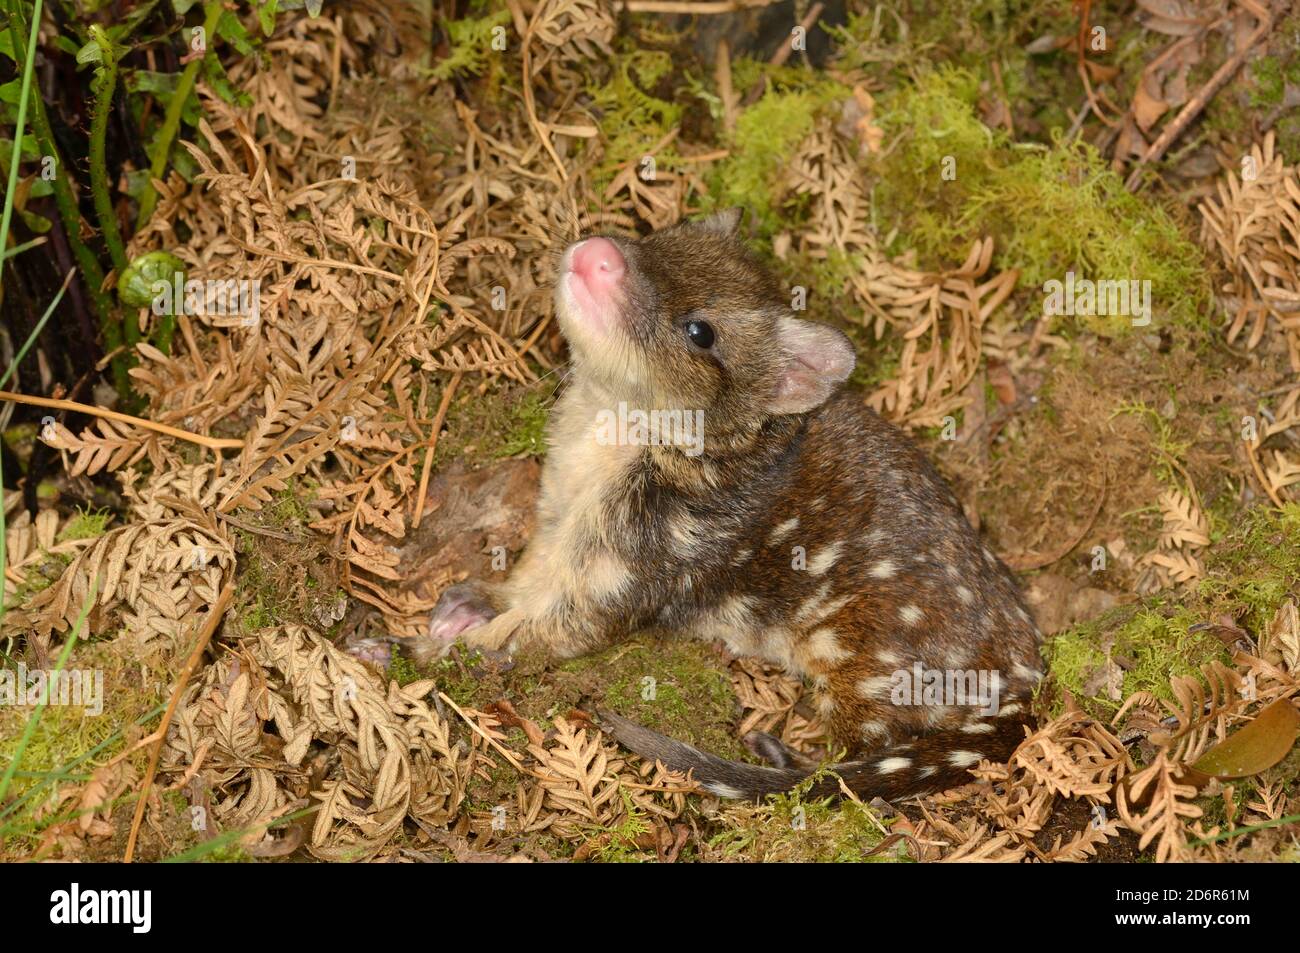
[348, 637, 393, 667]
[428, 582, 498, 643]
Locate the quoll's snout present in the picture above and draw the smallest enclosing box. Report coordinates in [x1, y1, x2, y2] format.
[569, 236, 625, 290]
[560, 236, 626, 336]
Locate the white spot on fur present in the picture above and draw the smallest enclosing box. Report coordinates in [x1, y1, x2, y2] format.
[802, 627, 851, 664]
[759, 626, 797, 671]
[876, 648, 902, 666]
[917, 765, 937, 779]
[948, 750, 982, 768]
[731, 547, 752, 567]
[856, 675, 893, 699]
[808, 541, 843, 576]
[899, 604, 923, 625]
[860, 720, 889, 744]
[1013, 662, 1044, 683]
[869, 559, 897, 579]
[794, 582, 851, 626]
[876, 757, 912, 774]
[669, 513, 706, 556]
[768, 517, 799, 547]
[956, 585, 974, 605]
[998, 702, 1022, 717]
[693, 594, 758, 655]
[961, 721, 995, 734]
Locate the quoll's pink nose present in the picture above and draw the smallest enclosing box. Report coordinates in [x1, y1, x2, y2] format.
[569, 237, 625, 294]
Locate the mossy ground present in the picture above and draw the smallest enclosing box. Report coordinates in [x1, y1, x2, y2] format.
[1046, 505, 1300, 718]
[0, 639, 171, 859]
[398, 635, 746, 763]
[432, 382, 550, 469]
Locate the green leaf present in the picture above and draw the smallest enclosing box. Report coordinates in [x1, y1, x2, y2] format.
[202, 53, 242, 105]
[75, 40, 103, 65]
[0, 134, 40, 166]
[1191, 699, 1300, 780]
[17, 208, 50, 233]
[127, 69, 181, 99]
[216, 10, 256, 57]
[122, 168, 151, 200]
[0, 78, 27, 104]
[257, 0, 279, 37]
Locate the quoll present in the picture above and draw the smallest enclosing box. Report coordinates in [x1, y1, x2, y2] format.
[411, 210, 1044, 800]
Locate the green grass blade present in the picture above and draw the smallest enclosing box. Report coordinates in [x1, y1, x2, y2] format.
[0, 0, 44, 281]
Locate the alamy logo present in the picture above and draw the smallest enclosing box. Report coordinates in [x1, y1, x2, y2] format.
[1042, 272, 1151, 327]
[890, 663, 1001, 715]
[49, 884, 151, 933]
[0, 664, 103, 716]
[151, 275, 261, 326]
[594, 402, 705, 457]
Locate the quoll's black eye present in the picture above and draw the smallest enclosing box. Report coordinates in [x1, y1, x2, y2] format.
[685, 319, 715, 349]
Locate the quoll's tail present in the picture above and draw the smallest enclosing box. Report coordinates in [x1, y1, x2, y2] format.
[598, 702, 1036, 802]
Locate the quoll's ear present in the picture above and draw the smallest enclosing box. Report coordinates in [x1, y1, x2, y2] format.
[696, 207, 744, 237]
[766, 317, 857, 415]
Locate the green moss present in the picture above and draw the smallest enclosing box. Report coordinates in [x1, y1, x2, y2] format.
[710, 783, 892, 862]
[1046, 604, 1227, 717]
[229, 484, 337, 637]
[429, 649, 488, 708]
[55, 507, 113, 542]
[584, 788, 655, 863]
[203, 843, 255, 863]
[386, 651, 423, 687]
[589, 47, 683, 186]
[1046, 505, 1300, 717]
[1249, 56, 1286, 108]
[435, 385, 551, 466]
[240, 596, 275, 631]
[706, 78, 850, 232]
[494, 392, 548, 459]
[0, 642, 168, 853]
[559, 638, 743, 760]
[428, 11, 511, 82]
[870, 68, 1211, 335]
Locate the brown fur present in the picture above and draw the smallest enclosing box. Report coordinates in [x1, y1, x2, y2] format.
[413, 211, 1044, 800]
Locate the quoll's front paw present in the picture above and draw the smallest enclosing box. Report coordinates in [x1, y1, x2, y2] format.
[428, 582, 498, 644]
[347, 637, 394, 667]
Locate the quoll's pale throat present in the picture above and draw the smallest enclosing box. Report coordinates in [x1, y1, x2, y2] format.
[412, 209, 1044, 801]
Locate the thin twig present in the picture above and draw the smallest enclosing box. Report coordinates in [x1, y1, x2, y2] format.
[615, 0, 778, 11]
[0, 389, 244, 450]
[412, 372, 462, 530]
[125, 580, 234, 862]
[771, 2, 824, 68]
[1247, 439, 1285, 508]
[716, 38, 737, 135]
[1125, 0, 1273, 191]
